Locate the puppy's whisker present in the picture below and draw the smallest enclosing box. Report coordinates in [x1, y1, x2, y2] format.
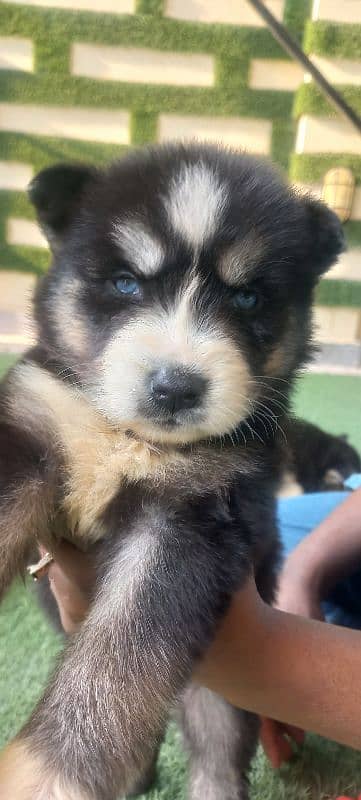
[253, 405, 288, 442]
[242, 420, 265, 445]
[250, 380, 290, 401]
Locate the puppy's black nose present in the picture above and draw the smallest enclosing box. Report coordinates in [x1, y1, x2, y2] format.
[150, 367, 207, 414]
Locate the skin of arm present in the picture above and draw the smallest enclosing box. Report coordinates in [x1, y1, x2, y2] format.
[196, 577, 361, 751]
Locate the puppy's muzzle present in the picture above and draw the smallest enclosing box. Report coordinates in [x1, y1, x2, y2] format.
[148, 366, 208, 416]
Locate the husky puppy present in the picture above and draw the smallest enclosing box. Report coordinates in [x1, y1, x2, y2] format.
[0, 143, 344, 800]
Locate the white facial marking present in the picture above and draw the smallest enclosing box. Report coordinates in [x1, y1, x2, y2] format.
[112, 219, 164, 277]
[165, 162, 228, 249]
[96, 271, 252, 445]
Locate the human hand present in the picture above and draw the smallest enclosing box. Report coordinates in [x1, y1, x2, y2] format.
[37, 540, 95, 634]
[260, 717, 305, 768]
[275, 553, 325, 622]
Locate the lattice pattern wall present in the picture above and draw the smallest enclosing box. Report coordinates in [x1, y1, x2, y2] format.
[0, 0, 360, 317]
[292, 0, 361, 311]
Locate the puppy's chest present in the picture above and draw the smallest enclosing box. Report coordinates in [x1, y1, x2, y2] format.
[60, 424, 181, 541]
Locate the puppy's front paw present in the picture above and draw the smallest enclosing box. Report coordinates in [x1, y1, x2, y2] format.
[0, 739, 88, 800]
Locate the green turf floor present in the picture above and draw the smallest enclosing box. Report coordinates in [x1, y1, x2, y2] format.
[293, 372, 361, 455]
[1, 355, 361, 798]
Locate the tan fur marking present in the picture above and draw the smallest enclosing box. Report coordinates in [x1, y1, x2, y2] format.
[264, 314, 299, 377]
[0, 740, 41, 798]
[264, 343, 286, 376]
[0, 739, 88, 800]
[112, 219, 164, 277]
[218, 234, 266, 286]
[52, 277, 88, 358]
[12, 363, 190, 539]
[278, 470, 303, 498]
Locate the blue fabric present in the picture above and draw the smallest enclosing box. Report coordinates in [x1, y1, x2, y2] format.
[277, 475, 361, 629]
[345, 474, 361, 491]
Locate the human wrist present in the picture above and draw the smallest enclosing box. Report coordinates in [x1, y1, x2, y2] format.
[195, 578, 271, 694]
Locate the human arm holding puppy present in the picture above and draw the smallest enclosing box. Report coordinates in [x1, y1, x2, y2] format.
[49, 547, 361, 751]
[42, 488, 361, 756]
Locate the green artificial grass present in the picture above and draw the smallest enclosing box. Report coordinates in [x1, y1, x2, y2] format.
[290, 153, 361, 185]
[316, 278, 361, 309]
[1, 353, 361, 797]
[304, 20, 361, 58]
[293, 373, 361, 454]
[294, 83, 361, 118]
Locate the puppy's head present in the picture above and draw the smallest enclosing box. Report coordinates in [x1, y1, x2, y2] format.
[29, 143, 344, 445]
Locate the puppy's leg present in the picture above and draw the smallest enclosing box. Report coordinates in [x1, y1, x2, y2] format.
[0, 421, 55, 599]
[181, 685, 259, 800]
[126, 746, 160, 797]
[0, 502, 248, 800]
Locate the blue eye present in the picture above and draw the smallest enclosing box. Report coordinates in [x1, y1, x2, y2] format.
[113, 275, 140, 296]
[234, 289, 258, 311]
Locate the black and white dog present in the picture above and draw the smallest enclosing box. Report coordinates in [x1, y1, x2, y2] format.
[0, 143, 346, 799]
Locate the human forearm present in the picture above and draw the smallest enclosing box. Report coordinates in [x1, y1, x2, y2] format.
[196, 578, 361, 750]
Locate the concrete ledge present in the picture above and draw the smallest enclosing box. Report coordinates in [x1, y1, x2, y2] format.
[7, 218, 48, 249]
[0, 161, 33, 191]
[165, 0, 284, 26]
[296, 115, 361, 156]
[312, 0, 361, 23]
[0, 37, 33, 72]
[314, 305, 361, 344]
[249, 59, 303, 91]
[0, 333, 35, 353]
[312, 342, 361, 370]
[306, 55, 361, 87]
[0, 103, 131, 144]
[327, 250, 361, 282]
[0, 271, 36, 312]
[158, 114, 272, 154]
[72, 44, 214, 87]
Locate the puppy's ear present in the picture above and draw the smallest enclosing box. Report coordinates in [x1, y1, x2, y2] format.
[302, 195, 346, 276]
[28, 162, 97, 250]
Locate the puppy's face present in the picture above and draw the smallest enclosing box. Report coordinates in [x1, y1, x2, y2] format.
[30, 145, 344, 445]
